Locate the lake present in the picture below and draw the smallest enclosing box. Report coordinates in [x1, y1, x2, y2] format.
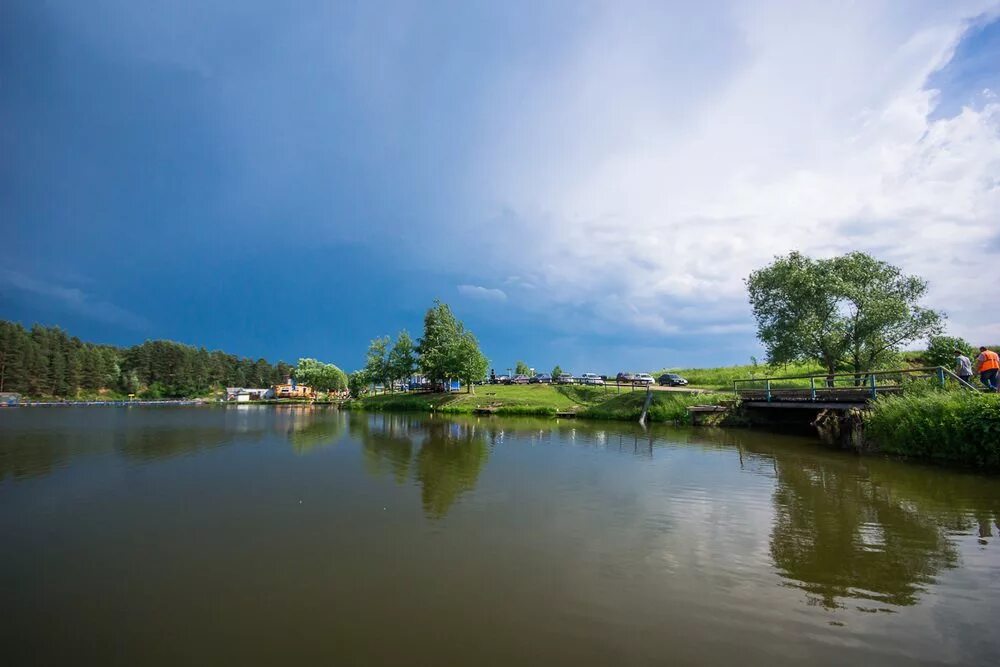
[2, 406, 998, 665]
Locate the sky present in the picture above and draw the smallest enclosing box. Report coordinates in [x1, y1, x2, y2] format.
[2, 0, 1000, 373]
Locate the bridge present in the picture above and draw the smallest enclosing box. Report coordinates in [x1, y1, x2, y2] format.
[733, 366, 976, 410]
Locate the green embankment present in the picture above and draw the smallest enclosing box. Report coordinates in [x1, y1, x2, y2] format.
[578, 390, 730, 422]
[345, 384, 725, 422]
[653, 361, 824, 390]
[866, 391, 1000, 467]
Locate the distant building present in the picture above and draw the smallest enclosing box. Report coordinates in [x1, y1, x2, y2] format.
[0, 392, 21, 407]
[272, 378, 314, 399]
[224, 387, 274, 401]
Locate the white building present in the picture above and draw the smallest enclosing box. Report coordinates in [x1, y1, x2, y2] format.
[225, 387, 274, 401]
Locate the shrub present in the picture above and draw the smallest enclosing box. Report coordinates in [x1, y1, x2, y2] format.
[866, 391, 1000, 467]
[923, 335, 976, 369]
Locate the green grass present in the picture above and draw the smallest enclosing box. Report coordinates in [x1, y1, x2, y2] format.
[346, 383, 721, 423]
[579, 390, 732, 422]
[346, 384, 615, 415]
[652, 361, 825, 390]
[866, 390, 1000, 467]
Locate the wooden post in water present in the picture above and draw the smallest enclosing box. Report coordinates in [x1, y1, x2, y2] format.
[638, 386, 654, 425]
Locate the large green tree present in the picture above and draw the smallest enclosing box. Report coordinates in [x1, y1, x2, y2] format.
[293, 358, 348, 392]
[746, 252, 944, 377]
[416, 300, 489, 392]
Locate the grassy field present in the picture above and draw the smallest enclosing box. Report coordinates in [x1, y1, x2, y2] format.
[344, 383, 717, 421]
[651, 360, 825, 390]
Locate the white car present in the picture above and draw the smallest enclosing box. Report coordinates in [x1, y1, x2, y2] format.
[579, 373, 605, 385]
[634, 373, 655, 385]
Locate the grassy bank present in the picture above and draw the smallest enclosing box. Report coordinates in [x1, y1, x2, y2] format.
[866, 391, 1000, 467]
[580, 390, 732, 421]
[653, 361, 824, 389]
[344, 384, 718, 422]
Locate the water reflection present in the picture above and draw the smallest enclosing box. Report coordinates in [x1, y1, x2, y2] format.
[276, 407, 347, 454]
[0, 406, 349, 478]
[415, 419, 489, 518]
[354, 414, 490, 518]
[3, 407, 997, 616]
[768, 455, 958, 609]
[0, 432, 75, 481]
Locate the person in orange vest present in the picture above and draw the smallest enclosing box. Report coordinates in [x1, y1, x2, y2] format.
[974, 346, 999, 391]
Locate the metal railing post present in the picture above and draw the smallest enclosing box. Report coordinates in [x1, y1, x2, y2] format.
[765, 379, 772, 402]
[869, 372, 877, 399]
[936, 366, 945, 388]
[810, 376, 816, 401]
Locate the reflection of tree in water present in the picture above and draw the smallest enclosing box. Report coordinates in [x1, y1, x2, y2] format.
[769, 457, 959, 609]
[116, 426, 236, 462]
[281, 408, 346, 455]
[415, 420, 489, 518]
[354, 415, 489, 518]
[352, 414, 416, 483]
[0, 433, 74, 481]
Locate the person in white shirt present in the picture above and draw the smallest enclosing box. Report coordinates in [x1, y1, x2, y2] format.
[954, 349, 973, 385]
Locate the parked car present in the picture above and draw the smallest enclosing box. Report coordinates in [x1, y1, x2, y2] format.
[658, 373, 688, 386]
[579, 373, 605, 386]
[530, 373, 552, 384]
[497, 375, 511, 385]
[634, 373, 655, 385]
[511, 374, 530, 384]
[555, 373, 575, 384]
[616, 372, 635, 384]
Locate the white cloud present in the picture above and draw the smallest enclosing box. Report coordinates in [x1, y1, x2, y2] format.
[456, 1, 1000, 344]
[457, 284, 508, 301]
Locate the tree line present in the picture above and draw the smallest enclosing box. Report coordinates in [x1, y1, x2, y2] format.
[0, 320, 295, 398]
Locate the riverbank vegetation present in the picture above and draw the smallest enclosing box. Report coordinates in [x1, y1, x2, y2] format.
[866, 390, 1000, 467]
[344, 383, 724, 423]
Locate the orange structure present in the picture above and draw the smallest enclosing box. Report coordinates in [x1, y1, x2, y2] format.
[271, 378, 315, 399]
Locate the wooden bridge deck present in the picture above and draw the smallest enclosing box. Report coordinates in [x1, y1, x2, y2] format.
[736, 387, 902, 404]
[733, 366, 973, 409]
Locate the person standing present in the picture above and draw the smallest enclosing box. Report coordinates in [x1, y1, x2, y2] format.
[974, 346, 999, 391]
[954, 349, 974, 385]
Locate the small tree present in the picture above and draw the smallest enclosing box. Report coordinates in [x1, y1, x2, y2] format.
[454, 331, 488, 393]
[514, 360, 530, 376]
[551, 364, 563, 379]
[364, 337, 391, 392]
[388, 330, 417, 389]
[348, 370, 369, 398]
[925, 335, 975, 370]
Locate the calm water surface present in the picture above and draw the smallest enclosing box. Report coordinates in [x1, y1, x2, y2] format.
[2, 406, 998, 666]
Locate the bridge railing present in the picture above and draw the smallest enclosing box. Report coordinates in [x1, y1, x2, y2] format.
[733, 366, 975, 402]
